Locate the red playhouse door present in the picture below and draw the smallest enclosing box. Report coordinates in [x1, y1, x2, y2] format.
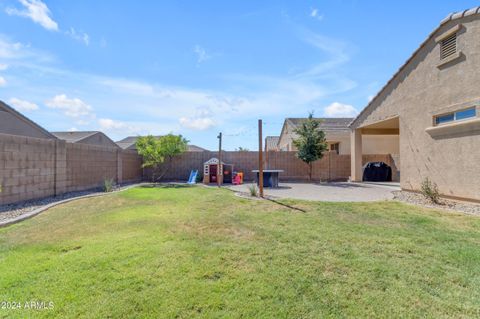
[209, 164, 217, 183]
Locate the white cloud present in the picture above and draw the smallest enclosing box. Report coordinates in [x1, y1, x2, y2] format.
[45, 94, 93, 118]
[100, 78, 155, 95]
[296, 28, 350, 77]
[179, 117, 215, 130]
[0, 64, 8, 70]
[367, 95, 375, 102]
[98, 118, 128, 130]
[324, 102, 358, 117]
[0, 36, 54, 64]
[194, 45, 211, 64]
[97, 118, 146, 136]
[6, 0, 58, 31]
[179, 106, 216, 130]
[310, 8, 324, 21]
[69, 127, 78, 132]
[0, 76, 6, 86]
[65, 28, 90, 46]
[8, 97, 39, 111]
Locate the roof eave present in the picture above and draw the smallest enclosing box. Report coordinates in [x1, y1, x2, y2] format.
[349, 7, 480, 129]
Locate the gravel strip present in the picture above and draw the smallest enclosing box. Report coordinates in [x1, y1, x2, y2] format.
[0, 183, 144, 224]
[393, 191, 480, 216]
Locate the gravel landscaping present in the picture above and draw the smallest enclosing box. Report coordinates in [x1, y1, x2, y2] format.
[0, 183, 143, 224]
[393, 190, 480, 216]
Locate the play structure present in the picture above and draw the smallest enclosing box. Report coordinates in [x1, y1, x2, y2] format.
[187, 170, 198, 184]
[203, 157, 241, 185]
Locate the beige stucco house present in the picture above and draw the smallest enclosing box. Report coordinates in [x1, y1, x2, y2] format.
[0, 101, 55, 139]
[265, 136, 280, 152]
[350, 7, 480, 202]
[278, 118, 399, 155]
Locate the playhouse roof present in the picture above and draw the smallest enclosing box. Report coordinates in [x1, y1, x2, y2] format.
[204, 157, 225, 165]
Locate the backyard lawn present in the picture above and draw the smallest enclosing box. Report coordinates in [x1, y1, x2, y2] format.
[1, 185, 479, 318]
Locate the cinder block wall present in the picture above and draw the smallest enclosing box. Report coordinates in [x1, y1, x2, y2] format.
[0, 133, 143, 205]
[121, 150, 143, 182]
[65, 143, 119, 192]
[0, 134, 56, 204]
[149, 151, 395, 182]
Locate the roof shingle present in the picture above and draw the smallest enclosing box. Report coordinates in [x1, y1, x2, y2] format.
[287, 118, 353, 132]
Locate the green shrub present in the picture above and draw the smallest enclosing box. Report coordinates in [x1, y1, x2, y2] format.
[248, 184, 258, 197]
[421, 177, 440, 204]
[104, 178, 116, 193]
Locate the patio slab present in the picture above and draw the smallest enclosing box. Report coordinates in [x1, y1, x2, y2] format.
[227, 182, 400, 202]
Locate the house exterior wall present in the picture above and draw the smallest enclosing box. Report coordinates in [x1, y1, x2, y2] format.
[278, 125, 399, 155]
[351, 15, 480, 201]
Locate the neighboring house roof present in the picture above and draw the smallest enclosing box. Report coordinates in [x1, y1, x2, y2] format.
[265, 136, 280, 151]
[286, 118, 354, 132]
[349, 6, 480, 128]
[0, 100, 56, 139]
[116, 135, 207, 151]
[187, 144, 208, 152]
[52, 131, 119, 148]
[52, 131, 99, 143]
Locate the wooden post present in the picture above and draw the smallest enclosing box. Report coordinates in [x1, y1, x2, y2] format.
[258, 119, 264, 197]
[217, 132, 222, 187]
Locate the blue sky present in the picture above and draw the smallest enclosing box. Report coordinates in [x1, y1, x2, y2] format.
[0, 0, 478, 150]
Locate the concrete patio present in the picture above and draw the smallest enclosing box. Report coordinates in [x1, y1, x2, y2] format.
[228, 182, 400, 202]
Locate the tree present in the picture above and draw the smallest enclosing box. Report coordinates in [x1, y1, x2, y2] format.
[136, 134, 188, 182]
[292, 113, 328, 181]
[236, 147, 249, 152]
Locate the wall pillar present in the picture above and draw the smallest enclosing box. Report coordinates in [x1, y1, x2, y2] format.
[54, 139, 67, 196]
[117, 150, 123, 185]
[350, 128, 363, 182]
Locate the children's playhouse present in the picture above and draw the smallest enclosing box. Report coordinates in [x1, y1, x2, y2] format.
[203, 157, 242, 185]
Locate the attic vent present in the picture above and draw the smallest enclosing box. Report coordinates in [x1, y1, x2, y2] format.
[440, 32, 457, 60]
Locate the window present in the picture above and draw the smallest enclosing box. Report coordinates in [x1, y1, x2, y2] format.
[440, 32, 457, 60]
[435, 107, 476, 126]
[330, 143, 339, 155]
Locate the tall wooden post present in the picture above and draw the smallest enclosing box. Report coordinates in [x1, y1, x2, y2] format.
[258, 119, 264, 197]
[217, 132, 222, 187]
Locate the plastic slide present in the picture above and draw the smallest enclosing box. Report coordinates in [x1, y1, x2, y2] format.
[187, 170, 198, 184]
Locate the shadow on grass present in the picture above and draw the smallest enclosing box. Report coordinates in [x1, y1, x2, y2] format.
[266, 198, 307, 213]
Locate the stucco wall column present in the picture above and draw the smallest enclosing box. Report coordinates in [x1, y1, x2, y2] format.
[350, 129, 363, 182]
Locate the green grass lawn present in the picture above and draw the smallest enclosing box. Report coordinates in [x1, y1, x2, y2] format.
[1, 185, 480, 318]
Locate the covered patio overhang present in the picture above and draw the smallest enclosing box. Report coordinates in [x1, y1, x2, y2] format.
[350, 116, 399, 182]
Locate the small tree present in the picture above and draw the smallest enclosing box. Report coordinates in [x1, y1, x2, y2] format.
[292, 113, 328, 181]
[136, 134, 188, 182]
[236, 147, 249, 152]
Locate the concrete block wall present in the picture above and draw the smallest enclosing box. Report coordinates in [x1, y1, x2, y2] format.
[0, 133, 143, 205]
[150, 151, 395, 183]
[65, 143, 118, 192]
[0, 133, 56, 204]
[121, 150, 143, 182]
